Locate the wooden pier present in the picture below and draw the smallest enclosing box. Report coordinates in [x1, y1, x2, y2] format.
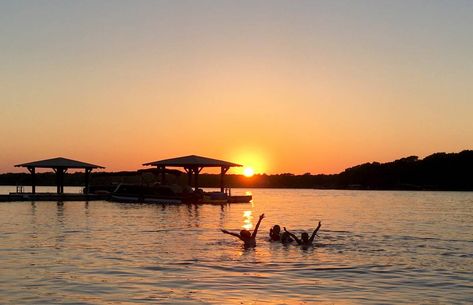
[0, 193, 110, 202]
[3, 155, 252, 203]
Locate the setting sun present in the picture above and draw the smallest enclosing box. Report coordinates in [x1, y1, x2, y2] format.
[231, 149, 269, 175]
[243, 167, 255, 177]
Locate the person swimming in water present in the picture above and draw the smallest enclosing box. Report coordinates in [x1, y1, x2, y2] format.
[284, 221, 321, 246]
[221, 213, 265, 248]
[269, 224, 281, 241]
[280, 231, 293, 244]
[270, 224, 293, 244]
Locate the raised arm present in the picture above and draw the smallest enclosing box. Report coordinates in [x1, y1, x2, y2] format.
[251, 214, 265, 238]
[221, 229, 242, 240]
[284, 227, 301, 245]
[309, 221, 322, 243]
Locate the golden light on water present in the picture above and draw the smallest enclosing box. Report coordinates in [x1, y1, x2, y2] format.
[242, 210, 253, 230]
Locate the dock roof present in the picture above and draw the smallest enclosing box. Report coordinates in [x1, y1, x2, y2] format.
[15, 157, 105, 169]
[143, 155, 242, 168]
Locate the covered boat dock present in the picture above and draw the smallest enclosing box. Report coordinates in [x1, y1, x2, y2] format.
[0, 157, 107, 201]
[15, 157, 105, 194]
[143, 155, 242, 192]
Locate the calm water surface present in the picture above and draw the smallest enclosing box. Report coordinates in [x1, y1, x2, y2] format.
[0, 187, 472, 304]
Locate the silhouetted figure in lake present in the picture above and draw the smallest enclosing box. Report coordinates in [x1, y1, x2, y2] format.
[221, 213, 265, 248]
[270, 224, 293, 244]
[284, 221, 321, 246]
[280, 231, 294, 244]
[269, 224, 281, 241]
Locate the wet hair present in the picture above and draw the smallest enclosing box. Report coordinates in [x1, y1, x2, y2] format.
[240, 230, 251, 239]
[301, 232, 309, 241]
[272, 225, 281, 233]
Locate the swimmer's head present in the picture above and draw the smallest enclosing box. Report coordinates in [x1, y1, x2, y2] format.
[281, 231, 291, 243]
[240, 230, 251, 239]
[272, 225, 281, 233]
[301, 232, 309, 242]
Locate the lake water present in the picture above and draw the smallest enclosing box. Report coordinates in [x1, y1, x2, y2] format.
[0, 187, 472, 304]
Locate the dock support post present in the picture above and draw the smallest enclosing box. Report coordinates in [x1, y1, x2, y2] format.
[220, 166, 229, 192]
[54, 168, 59, 194]
[28, 167, 36, 194]
[185, 167, 192, 187]
[194, 167, 199, 190]
[55, 168, 65, 194]
[160, 166, 166, 184]
[61, 169, 66, 194]
[84, 168, 91, 194]
[193, 167, 203, 190]
[56, 168, 62, 194]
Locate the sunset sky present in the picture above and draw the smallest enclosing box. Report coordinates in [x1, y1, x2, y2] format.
[1, 1, 472, 174]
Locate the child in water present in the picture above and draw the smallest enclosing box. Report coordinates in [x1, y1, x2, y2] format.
[270, 224, 293, 244]
[284, 221, 322, 246]
[280, 231, 294, 244]
[269, 224, 281, 241]
[221, 213, 265, 248]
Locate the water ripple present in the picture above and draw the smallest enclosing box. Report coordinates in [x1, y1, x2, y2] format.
[1, 189, 472, 304]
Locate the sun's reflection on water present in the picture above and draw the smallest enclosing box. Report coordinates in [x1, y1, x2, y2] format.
[1, 188, 470, 304]
[242, 210, 253, 230]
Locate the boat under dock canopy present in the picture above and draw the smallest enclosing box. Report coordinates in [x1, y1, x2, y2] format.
[143, 155, 242, 192]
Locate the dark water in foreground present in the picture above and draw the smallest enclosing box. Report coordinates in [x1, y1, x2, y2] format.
[0, 187, 472, 304]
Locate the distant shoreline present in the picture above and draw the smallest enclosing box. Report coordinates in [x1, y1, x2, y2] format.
[1, 150, 472, 192]
[1, 184, 472, 192]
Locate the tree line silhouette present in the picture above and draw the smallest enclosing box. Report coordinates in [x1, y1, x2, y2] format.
[1, 150, 472, 191]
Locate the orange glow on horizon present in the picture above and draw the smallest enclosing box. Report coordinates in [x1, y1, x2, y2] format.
[230, 149, 269, 175]
[1, 2, 472, 175]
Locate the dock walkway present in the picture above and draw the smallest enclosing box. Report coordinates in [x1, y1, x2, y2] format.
[0, 193, 110, 202]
